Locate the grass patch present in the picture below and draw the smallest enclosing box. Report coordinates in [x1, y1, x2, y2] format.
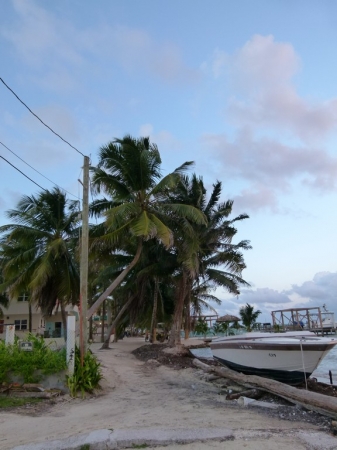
[0, 396, 43, 409]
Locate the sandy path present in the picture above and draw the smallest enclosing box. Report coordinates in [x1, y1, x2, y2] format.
[0, 337, 336, 449]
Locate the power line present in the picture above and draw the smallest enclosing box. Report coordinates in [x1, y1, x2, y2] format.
[0, 77, 85, 157]
[0, 140, 79, 200]
[0, 154, 46, 191]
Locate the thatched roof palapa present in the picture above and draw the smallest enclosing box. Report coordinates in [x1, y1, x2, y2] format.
[217, 314, 240, 323]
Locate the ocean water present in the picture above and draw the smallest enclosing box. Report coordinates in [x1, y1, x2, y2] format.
[312, 345, 337, 383]
[190, 344, 337, 384]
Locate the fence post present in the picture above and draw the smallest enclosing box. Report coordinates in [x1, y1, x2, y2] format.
[5, 324, 15, 346]
[67, 316, 76, 376]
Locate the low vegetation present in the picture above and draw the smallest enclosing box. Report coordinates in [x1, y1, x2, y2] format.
[66, 346, 103, 398]
[0, 336, 102, 398]
[0, 335, 66, 384]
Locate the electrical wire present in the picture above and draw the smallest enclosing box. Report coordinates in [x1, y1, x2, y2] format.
[0, 77, 86, 157]
[0, 140, 79, 200]
[0, 154, 46, 191]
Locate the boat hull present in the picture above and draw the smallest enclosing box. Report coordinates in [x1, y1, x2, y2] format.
[212, 355, 312, 384]
[210, 333, 337, 385]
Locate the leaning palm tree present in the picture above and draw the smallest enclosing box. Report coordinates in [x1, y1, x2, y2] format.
[0, 188, 80, 337]
[87, 136, 206, 338]
[239, 303, 262, 332]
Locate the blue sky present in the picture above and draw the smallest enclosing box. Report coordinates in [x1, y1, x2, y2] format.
[1, 0, 337, 322]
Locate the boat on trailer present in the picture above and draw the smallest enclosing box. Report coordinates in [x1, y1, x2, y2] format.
[210, 331, 337, 385]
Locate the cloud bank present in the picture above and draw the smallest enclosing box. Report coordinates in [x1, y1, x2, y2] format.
[3, 0, 199, 89]
[203, 35, 337, 212]
[218, 272, 337, 319]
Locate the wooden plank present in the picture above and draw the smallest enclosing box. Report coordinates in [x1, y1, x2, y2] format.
[226, 389, 263, 400]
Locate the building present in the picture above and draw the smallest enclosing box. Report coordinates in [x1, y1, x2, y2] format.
[0, 294, 79, 339]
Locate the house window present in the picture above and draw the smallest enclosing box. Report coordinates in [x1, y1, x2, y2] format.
[0, 320, 3, 333]
[14, 319, 27, 330]
[18, 293, 29, 302]
[53, 322, 62, 337]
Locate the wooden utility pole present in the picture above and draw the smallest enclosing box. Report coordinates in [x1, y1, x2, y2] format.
[80, 156, 89, 361]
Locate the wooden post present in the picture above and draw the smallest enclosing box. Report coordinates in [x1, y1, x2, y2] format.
[306, 309, 310, 330]
[291, 310, 295, 330]
[80, 156, 89, 361]
[318, 308, 324, 336]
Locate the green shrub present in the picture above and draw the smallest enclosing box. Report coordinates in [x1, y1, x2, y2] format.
[0, 334, 67, 384]
[67, 346, 103, 398]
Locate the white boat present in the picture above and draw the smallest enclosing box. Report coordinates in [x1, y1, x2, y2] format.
[319, 305, 337, 331]
[210, 331, 337, 385]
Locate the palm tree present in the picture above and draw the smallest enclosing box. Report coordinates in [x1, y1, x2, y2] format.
[212, 321, 228, 335]
[167, 175, 251, 346]
[186, 280, 221, 338]
[87, 136, 206, 338]
[135, 241, 177, 343]
[0, 188, 80, 337]
[194, 317, 209, 339]
[239, 303, 262, 332]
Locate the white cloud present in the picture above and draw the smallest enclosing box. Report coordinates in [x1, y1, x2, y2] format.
[199, 35, 337, 212]
[287, 272, 337, 308]
[139, 124, 154, 137]
[201, 128, 337, 212]
[211, 34, 337, 142]
[4, 0, 84, 67]
[2, 1, 199, 88]
[238, 287, 292, 306]
[138, 124, 183, 160]
[230, 183, 279, 213]
[222, 272, 337, 319]
[230, 34, 299, 90]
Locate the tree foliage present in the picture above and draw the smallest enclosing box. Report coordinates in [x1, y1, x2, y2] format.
[0, 188, 80, 317]
[239, 303, 262, 332]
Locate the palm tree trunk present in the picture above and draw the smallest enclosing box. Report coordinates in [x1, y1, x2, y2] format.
[168, 272, 187, 347]
[101, 301, 105, 343]
[60, 301, 67, 341]
[184, 286, 192, 340]
[150, 277, 159, 343]
[101, 294, 136, 349]
[87, 240, 142, 319]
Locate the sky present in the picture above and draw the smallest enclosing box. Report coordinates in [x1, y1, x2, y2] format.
[1, 0, 337, 323]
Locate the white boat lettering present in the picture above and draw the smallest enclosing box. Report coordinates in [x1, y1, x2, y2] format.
[269, 353, 276, 357]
